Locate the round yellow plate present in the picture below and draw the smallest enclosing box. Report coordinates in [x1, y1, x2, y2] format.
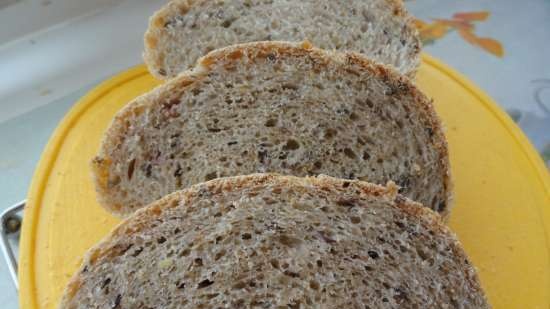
[19, 54, 550, 309]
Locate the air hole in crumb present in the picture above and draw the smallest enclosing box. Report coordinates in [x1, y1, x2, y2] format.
[257, 150, 268, 164]
[309, 280, 320, 290]
[426, 127, 434, 137]
[313, 83, 325, 90]
[350, 216, 361, 224]
[127, 158, 136, 180]
[113, 294, 121, 308]
[282, 83, 298, 91]
[343, 148, 356, 159]
[157, 236, 166, 244]
[101, 278, 111, 288]
[396, 119, 404, 129]
[221, 19, 233, 28]
[215, 250, 226, 260]
[232, 281, 246, 289]
[265, 118, 277, 127]
[197, 279, 214, 289]
[195, 258, 203, 266]
[179, 248, 190, 257]
[131, 247, 143, 257]
[205, 172, 217, 181]
[191, 88, 202, 96]
[241, 233, 252, 240]
[365, 99, 374, 108]
[258, 197, 276, 206]
[278, 235, 302, 247]
[438, 201, 446, 212]
[283, 139, 300, 150]
[270, 259, 280, 269]
[363, 151, 371, 160]
[324, 128, 337, 139]
[283, 270, 300, 278]
[349, 112, 359, 121]
[316, 260, 323, 267]
[174, 164, 183, 178]
[336, 199, 356, 207]
[368, 250, 380, 259]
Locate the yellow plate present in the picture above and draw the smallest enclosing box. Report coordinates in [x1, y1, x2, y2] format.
[19, 54, 550, 309]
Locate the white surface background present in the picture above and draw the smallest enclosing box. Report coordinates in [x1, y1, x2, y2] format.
[0, 0, 548, 308]
[0, 1, 166, 308]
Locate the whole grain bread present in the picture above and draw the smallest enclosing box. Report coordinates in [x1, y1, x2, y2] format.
[92, 41, 451, 217]
[144, 0, 421, 79]
[59, 174, 488, 309]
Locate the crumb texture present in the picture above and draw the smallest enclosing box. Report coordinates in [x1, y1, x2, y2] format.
[60, 175, 488, 309]
[94, 42, 450, 216]
[144, 0, 420, 78]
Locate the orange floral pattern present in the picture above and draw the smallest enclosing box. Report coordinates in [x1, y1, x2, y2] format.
[414, 11, 504, 57]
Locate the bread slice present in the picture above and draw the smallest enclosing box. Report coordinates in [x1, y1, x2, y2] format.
[144, 0, 421, 79]
[59, 174, 489, 309]
[92, 41, 451, 217]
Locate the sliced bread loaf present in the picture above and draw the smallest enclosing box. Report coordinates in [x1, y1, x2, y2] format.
[144, 0, 421, 79]
[59, 174, 489, 309]
[92, 41, 451, 217]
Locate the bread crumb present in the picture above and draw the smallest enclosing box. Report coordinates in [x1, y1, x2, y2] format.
[159, 258, 173, 268]
[412, 163, 421, 174]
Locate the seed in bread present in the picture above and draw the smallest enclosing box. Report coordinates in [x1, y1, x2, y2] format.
[59, 174, 489, 309]
[144, 0, 421, 79]
[92, 41, 451, 217]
